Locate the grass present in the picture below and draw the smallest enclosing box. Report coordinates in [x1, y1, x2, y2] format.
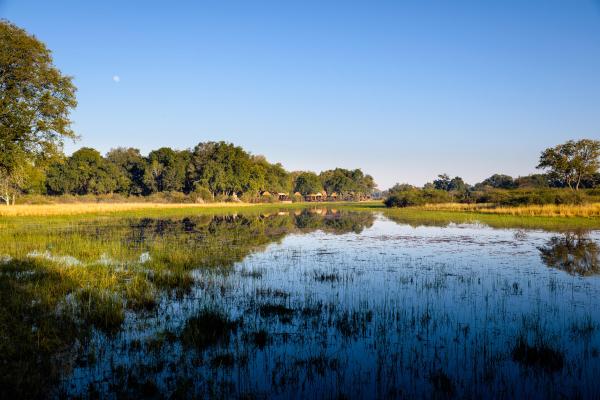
[512, 336, 565, 372]
[417, 202, 600, 217]
[0, 202, 257, 217]
[181, 309, 238, 349]
[0, 200, 382, 218]
[338, 202, 600, 230]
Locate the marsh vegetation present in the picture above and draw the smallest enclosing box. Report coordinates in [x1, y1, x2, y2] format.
[1, 208, 599, 398]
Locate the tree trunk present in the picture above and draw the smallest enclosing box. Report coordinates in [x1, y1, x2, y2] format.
[566, 177, 574, 191]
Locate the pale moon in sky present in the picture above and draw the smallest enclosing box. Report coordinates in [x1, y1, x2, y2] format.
[112, 75, 120, 83]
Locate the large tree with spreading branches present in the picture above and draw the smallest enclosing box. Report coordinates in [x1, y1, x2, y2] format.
[0, 20, 77, 204]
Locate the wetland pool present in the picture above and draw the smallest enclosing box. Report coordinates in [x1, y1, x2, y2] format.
[1, 209, 599, 399]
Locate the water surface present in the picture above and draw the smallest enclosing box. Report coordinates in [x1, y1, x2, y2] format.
[3, 209, 600, 398]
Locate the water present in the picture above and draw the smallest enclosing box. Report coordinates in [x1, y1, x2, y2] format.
[6, 210, 600, 398]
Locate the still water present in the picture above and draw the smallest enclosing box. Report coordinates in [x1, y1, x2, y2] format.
[7, 210, 600, 398]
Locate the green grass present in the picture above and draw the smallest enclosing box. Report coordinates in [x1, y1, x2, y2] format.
[338, 202, 600, 231]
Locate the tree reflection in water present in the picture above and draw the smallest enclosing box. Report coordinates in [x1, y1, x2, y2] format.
[538, 232, 599, 276]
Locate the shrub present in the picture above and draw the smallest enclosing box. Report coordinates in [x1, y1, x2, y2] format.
[190, 185, 213, 203]
[472, 188, 587, 206]
[384, 188, 451, 208]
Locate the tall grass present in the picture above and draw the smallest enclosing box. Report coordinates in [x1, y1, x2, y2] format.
[418, 202, 600, 217]
[0, 202, 255, 217]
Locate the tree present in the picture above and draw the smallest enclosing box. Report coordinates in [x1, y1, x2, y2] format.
[433, 174, 466, 192]
[293, 172, 322, 195]
[514, 174, 549, 189]
[537, 139, 600, 191]
[0, 165, 25, 205]
[433, 174, 451, 191]
[477, 174, 516, 189]
[143, 147, 189, 193]
[106, 147, 147, 195]
[188, 142, 255, 197]
[319, 168, 376, 199]
[46, 148, 122, 195]
[0, 21, 77, 204]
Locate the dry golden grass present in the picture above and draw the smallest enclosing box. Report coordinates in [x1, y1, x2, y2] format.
[419, 202, 600, 217]
[0, 202, 257, 217]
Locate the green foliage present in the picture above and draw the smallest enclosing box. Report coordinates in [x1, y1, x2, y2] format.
[471, 188, 591, 206]
[191, 184, 214, 202]
[537, 139, 600, 190]
[144, 147, 190, 193]
[514, 174, 550, 189]
[476, 174, 516, 189]
[385, 185, 452, 207]
[293, 172, 322, 195]
[432, 174, 467, 192]
[319, 168, 375, 199]
[106, 148, 147, 195]
[0, 21, 77, 203]
[188, 142, 252, 196]
[46, 148, 124, 195]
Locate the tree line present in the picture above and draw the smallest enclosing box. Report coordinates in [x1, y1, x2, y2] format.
[385, 138, 600, 207]
[38, 144, 376, 201]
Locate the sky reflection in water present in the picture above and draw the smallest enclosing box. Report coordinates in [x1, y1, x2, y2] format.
[60, 212, 600, 399]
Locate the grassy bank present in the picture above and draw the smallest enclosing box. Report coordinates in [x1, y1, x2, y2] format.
[352, 203, 600, 230]
[1, 200, 600, 230]
[417, 202, 600, 217]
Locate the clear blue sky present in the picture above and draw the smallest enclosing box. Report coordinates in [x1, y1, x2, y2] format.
[2, 0, 599, 188]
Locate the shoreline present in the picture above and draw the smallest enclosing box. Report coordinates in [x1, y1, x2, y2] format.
[1, 201, 599, 231]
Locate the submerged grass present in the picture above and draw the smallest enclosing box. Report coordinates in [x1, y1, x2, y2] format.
[512, 336, 565, 373]
[181, 309, 238, 350]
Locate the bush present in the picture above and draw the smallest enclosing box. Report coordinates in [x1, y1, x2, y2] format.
[384, 188, 451, 208]
[472, 188, 587, 206]
[190, 185, 213, 203]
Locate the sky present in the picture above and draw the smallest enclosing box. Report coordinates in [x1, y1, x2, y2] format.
[1, 0, 600, 189]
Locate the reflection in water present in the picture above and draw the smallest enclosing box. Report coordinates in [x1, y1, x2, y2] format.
[539, 232, 600, 276]
[0, 210, 600, 399]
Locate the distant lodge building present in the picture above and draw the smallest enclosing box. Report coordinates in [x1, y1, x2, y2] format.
[260, 190, 373, 202]
[304, 191, 337, 202]
[262, 191, 291, 202]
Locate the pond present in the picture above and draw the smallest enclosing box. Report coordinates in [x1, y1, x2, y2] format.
[1, 209, 600, 399]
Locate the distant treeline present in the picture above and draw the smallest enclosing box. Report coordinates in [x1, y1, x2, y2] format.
[385, 139, 600, 207]
[21, 142, 375, 202]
